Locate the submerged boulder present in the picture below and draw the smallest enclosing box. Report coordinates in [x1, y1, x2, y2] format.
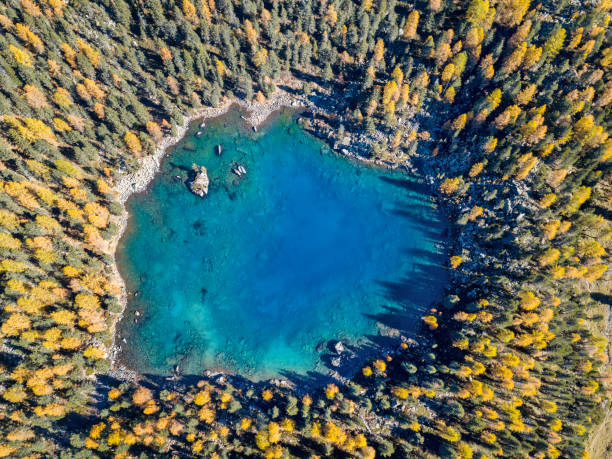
[189, 164, 209, 197]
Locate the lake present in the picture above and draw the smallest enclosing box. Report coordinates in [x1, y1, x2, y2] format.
[116, 108, 447, 380]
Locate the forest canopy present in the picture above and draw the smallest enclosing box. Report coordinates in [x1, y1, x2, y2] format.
[0, 0, 610, 457]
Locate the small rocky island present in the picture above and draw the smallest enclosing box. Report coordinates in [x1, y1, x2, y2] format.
[189, 164, 209, 197]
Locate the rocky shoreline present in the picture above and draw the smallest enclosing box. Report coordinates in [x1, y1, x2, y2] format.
[113, 88, 305, 205]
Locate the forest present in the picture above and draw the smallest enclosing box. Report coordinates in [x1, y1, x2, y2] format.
[0, 0, 610, 457]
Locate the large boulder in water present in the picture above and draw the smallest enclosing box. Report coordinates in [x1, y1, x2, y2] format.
[189, 164, 209, 197]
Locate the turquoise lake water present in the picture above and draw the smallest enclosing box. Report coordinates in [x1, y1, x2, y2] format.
[116, 108, 447, 380]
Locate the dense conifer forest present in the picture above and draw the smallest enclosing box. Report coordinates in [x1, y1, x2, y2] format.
[0, 0, 610, 457]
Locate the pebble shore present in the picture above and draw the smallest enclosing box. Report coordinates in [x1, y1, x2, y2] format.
[114, 91, 303, 204]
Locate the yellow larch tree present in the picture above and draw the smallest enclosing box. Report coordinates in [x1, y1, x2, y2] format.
[76, 38, 100, 67]
[23, 84, 48, 108]
[124, 131, 142, 155]
[183, 0, 198, 23]
[543, 27, 566, 61]
[403, 10, 419, 40]
[1, 313, 31, 336]
[373, 38, 385, 63]
[244, 19, 257, 46]
[9, 44, 33, 67]
[16, 23, 43, 52]
[495, 0, 530, 27]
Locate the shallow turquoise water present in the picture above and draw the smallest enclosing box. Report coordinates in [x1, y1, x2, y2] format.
[117, 108, 447, 380]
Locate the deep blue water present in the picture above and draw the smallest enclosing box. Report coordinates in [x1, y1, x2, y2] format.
[117, 109, 447, 380]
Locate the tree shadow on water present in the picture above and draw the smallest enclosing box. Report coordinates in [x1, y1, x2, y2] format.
[106, 199, 449, 393]
[275, 182, 450, 385]
[391, 202, 437, 221]
[378, 174, 430, 195]
[374, 267, 446, 323]
[379, 172, 446, 214]
[278, 243, 448, 387]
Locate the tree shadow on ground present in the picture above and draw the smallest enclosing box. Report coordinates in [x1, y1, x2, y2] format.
[592, 292, 612, 306]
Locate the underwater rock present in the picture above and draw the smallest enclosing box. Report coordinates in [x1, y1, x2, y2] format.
[271, 378, 292, 389]
[232, 164, 247, 177]
[193, 219, 206, 235]
[189, 164, 209, 197]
